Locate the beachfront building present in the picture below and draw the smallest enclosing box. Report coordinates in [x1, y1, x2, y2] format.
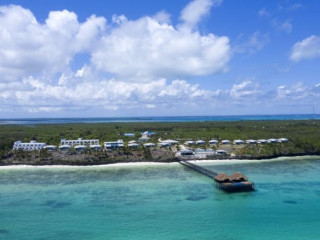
[44, 145, 57, 151]
[221, 140, 231, 145]
[257, 139, 268, 144]
[180, 149, 194, 156]
[196, 140, 206, 145]
[268, 138, 278, 143]
[124, 133, 135, 137]
[216, 149, 228, 155]
[158, 142, 171, 148]
[143, 143, 155, 148]
[209, 139, 218, 145]
[74, 145, 87, 151]
[90, 145, 102, 151]
[278, 138, 289, 143]
[128, 141, 140, 148]
[59, 144, 71, 151]
[160, 139, 179, 145]
[104, 140, 124, 150]
[13, 140, 47, 151]
[60, 138, 99, 147]
[184, 140, 195, 146]
[246, 139, 257, 144]
[233, 140, 244, 145]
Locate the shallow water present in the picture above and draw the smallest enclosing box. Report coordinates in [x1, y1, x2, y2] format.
[0, 157, 320, 239]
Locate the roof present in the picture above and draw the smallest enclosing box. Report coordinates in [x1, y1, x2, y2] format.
[214, 173, 231, 182]
[229, 172, 248, 182]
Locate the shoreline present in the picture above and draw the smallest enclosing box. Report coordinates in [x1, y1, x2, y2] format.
[0, 155, 318, 170]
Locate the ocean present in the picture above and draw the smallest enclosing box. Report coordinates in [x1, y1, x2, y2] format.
[0, 156, 320, 240]
[0, 114, 319, 125]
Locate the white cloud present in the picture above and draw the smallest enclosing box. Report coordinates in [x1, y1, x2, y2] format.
[92, 16, 230, 79]
[272, 18, 292, 34]
[258, 8, 270, 17]
[180, 0, 219, 30]
[234, 32, 269, 54]
[290, 35, 320, 62]
[229, 80, 261, 100]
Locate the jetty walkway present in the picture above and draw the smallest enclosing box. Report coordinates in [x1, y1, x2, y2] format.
[179, 159, 255, 192]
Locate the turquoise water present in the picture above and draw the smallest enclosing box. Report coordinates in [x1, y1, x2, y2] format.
[1, 157, 320, 239]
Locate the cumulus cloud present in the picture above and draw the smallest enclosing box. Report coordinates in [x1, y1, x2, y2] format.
[277, 82, 320, 99]
[234, 32, 269, 54]
[0, 2, 232, 115]
[272, 18, 292, 34]
[290, 35, 320, 62]
[229, 80, 261, 100]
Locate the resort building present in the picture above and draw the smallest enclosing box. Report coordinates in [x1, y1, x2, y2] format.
[158, 142, 171, 148]
[268, 138, 278, 143]
[124, 133, 135, 137]
[90, 145, 102, 151]
[246, 139, 257, 144]
[128, 142, 140, 148]
[196, 140, 206, 145]
[141, 131, 156, 137]
[216, 149, 227, 155]
[160, 139, 179, 145]
[257, 139, 268, 144]
[209, 140, 218, 145]
[60, 138, 99, 147]
[221, 140, 231, 145]
[180, 149, 194, 156]
[278, 138, 289, 143]
[59, 144, 71, 151]
[233, 140, 244, 145]
[44, 145, 57, 151]
[143, 143, 155, 148]
[13, 140, 47, 151]
[74, 145, 87, 151]
[184, 140, 195, 146]
[104, 140, 124, 150]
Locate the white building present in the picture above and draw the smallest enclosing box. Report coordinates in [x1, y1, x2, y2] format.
[143, 143, 155, 148]
[59, 144, 71, 151]
[104, 140, 124, 150]
[74, 145, 87, 151]
[139, 136, 150, 142]
[60, 138, 99, 146]
[209, 140, 218, 145]
[257, 139, 268, 144]
[124, 133, 135, 137]
[196, 140, 206, 145]
[184, 140, 195, 146]
[90, 145, 102, 151]
[234, 140, 244, 145]
[160, 139, 179, 145]
[44, 145, 57, 151]
[13, 140, 46, 151]
[221, 140, 231, 145]
[216, 149, 227, 155]
[246, 139, 257, 144]
[278, 138, 289, 143]
[268, 138, 278, 143]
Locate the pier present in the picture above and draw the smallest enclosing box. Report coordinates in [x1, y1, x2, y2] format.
[179, 160, 255, 192]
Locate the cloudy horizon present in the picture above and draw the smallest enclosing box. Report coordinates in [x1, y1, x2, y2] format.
[0, 0, 319, 118]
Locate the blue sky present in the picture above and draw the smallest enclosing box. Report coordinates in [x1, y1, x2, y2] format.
[0, 0, 319, 117]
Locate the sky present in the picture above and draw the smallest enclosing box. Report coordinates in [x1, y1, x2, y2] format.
[0, 0, 319, 118]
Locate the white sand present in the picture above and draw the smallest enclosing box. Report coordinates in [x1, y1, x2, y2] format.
[0, 155, 318, 170]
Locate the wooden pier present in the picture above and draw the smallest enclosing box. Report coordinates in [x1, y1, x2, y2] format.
[179, 160, 255, 192]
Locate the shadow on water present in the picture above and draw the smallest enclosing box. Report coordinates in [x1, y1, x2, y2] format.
[41, 200, 72, 208]
[0, 230, 9, 234]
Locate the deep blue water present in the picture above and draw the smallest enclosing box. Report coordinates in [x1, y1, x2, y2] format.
[0, 114, 319, 125]
[0, 156, 320, 240]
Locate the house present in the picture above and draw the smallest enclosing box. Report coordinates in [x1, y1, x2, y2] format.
[216, 149, 227, 155]
[184, 140, 195, 146]
[278, 138, 288, 143]
[44, 145, 57, 151]
[104, 140, 124, 150]
[180, 149, 194, 156]
[90, 145, 102, 151]
[60, 138, 99, 146]
[124, 133, 135, 137]
[257, 139, 268, 144]
[246, 139, 257, 144]
[74, 145, 87, 151]
[233, 140, 244, 145]
[160, 139, 179, 145]
[221, 140, 231, 145]
[143, 143, 155, 148]
[209, 139, 218, 145]
[128, 142, 140, 148]
[13, 140, 46, 151]
[196, 140, 206, 145]
[59, 144, 71, 151]
[158, 142, 171, 148]
[268, 138, 278, 143]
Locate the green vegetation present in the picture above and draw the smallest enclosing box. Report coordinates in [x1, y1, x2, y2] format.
[0, 119, 320, 164]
